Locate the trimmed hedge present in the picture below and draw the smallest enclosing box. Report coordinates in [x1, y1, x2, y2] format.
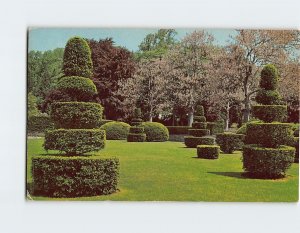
[194, 116, 206, 122]
[207, 121, 224, 135]
[245, 122, 294, 148]
[242, 144, 295, 178]
[57, 76, 97, 101]
[260, 64, 279, 90]
[98, 119, 114, 127]
[252, 105, 287, 123]
[184, 136, 215, 148]
[216, 133, 244, 153]
[32, 156, 119, 197]
[197, 145, 220, 159]
[51, 102, 103, 129]
[44, 129, 105, 155]
[28, 115, 54, 133]
[63, 36, 93, 79]
[100, 121, 130, 140]
[143, 122, 169, 142]
[255, 89, 281, 105]
[166, 126, 191, 135]
[131, 118, 143, 126]
[195, 105, 204, 116]
[188, 129, 210, 137]
[192, 122, 207, 129]
[129, 126, 144, 134]
[127, 133, 146, 142]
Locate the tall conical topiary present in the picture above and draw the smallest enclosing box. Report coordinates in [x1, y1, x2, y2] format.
[242, 64, 295, 179]
[127, 108, 146, 142]
[31, 36, 119, 197]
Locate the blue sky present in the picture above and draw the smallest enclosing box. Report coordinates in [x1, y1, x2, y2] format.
[28, 28, 237, 52]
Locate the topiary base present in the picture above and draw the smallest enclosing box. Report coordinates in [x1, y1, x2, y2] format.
[188, 129, 210, 137]
[31, 156, 119, 197]
[242, 144, 295, 179]
[184, 136, 215, 148]
[197, 145, 220, 159]
[127, 133, 146, 142]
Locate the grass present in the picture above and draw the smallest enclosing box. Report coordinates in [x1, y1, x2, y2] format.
[27, 138, 299, 202]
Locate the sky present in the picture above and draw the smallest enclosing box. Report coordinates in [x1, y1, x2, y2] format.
[28, 28, 237, 52]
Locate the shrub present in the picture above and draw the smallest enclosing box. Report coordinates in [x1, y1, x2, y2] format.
[294, 128, 299, 137]
[100, 121, 130, 140]
[51, 102, 103, 129]
[197, 145, 220, 159]
[134, 108, 142, 118]
[127, 133, 146, 142]
[44, 129, 105, 155]
[32, 156, 119, 197]
[131, 118, 143, 126]
[41, 89, 72, 113]
[184, 136, 215, 148]
[27, 114, 54, 133]
[236, 124, 246, 134]
[143, 122, 169, 142]
[57, 76, 98, 101]
[255, 89, 281, 105]
[194, 116, 206, 122]
[207, 121, 224, 135]
[166, 126, 191, 135]
[188, 129, 210, 137]
[195, 105, 204, 116]
[129, 126, 144, 134]
[63, 36, 93, 79]
[259, 64, 279, 90]
[98, 119, 114, 127]
[245, 122, 294, 148]
[242, 144, 295, 178]
[252, 105, 287, 123]
[216, 133, 244, 153]
[294, 137, 299, 163]
[192, 122, 207, 129]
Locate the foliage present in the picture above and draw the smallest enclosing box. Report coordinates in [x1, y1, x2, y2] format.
[192, 122, 207, 129]
[129, 126, 144, 134]
[236, 124, 247, 134]
[63, 37, 93, 78]
[260, 64, 279, 90]
[28, 115, 54, 133]
[294, 137, 299, 163]
[143, 122, 169, 142]
[206, 121, 224, 135]
[252, 105, 287, 122]
[188, 129, 210, 137]
[57, 76, 98, 101]
[32, 156, 119, 197]
[197, 145, 220, 159]
[194, 116, 206, 122]
[44, 129, 106, 155]
[41, 89, 72, 113]
[127, 133, 147, 142]
[242, 144, 295, 178]
[255, 89, 282, 105]
[184, 136, 215, 148]
[216, 133, 244, 153]
[51, 102, 103, 129]
[100, 121, 130, 140]
[28, 92, 40, 117]
[167, 126, 191, 135]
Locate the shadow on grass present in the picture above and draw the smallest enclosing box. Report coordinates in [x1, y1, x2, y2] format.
[207, 171, 246, 179]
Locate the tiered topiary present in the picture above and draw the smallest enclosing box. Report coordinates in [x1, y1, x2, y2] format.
[127, 108, 146, 142]
[242, 65, 295, 179]
[184, 105, 214, 148]
[31, 36, 119, 197]
[216, 132, 245, 154]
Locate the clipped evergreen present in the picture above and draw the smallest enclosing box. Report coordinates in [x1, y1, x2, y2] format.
[127, 108, 146, 142]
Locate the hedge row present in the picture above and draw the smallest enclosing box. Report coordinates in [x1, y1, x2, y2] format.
[188, 129, 210, 137]
[197, 145, 220, 159]
[32, 156, 119, 197]
[27, 115, 54, 133]
[44, 129, 105, 155]
[184, 136, 215, 148]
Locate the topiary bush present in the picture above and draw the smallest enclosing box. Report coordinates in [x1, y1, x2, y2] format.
[242, 144, 295, 178]
[197, 145, 220, 159]
[63, 36, 93, 79]
[252, 105, 287, 123]
[51, 102, 103, 129]
[194, 116, 206, 122]
[129, 126, 144, 134]
[259, 64, 279, 90]
[192, 122, 207, 129]
[184, 136, 215, 148]
[28, 114, 54, 134]
[44, 129, 106, 155]
[100, 121, 130, 140]
[216, 133, 244, 153]
[32, 156, 119, 197]
[255, 89, 282, 105]
[127, 133, 146, 142]
[57, 76, 98, 101]
[143, 122, 169, 142]
[206, 121, 224, 135]
[188, 129, 210, 137]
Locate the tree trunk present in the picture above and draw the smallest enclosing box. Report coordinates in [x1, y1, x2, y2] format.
[225, 101, 230, 131]
[243, 81, 250, 123]
[188, 109, 194, 127]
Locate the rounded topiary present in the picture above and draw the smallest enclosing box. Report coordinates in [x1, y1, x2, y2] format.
[243, 144, 295, 178]
[100, 121, 130, 140]
[255, 89, 281, 105]
[143, 122, 169, 142]
[252, 105, 287, 123]
[197, 145, 220, 159]
[259, 64, 279, 90]
[57, 76, 98, 101]
[51, 102, 103, 129]
[127, 133, 146, 142]
[184, 136, 215, 148]
[216, 133, 244, 154]
[63, 37, 93, 79]
[195, 105, 204, 116]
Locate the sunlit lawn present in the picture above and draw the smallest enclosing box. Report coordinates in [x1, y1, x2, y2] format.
[27, 138, 299, 202]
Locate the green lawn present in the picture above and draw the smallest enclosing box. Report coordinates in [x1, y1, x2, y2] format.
[27, 138, 299, 202]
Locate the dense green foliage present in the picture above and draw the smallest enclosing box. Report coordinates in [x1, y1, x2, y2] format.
[51, 102, 103, 129]
[197, 145, 220, 159]
[184, 136, 215, 148]
[127, 133, 147, 142]
[259, 64, 279, 90]
[243, 144, 295, 178]
[100, 121, 130, 140]
[143, 122, 169, 142]
[44, 129, 105, 155]
[294, 137, 299, 163]
[63, 37, 93, 78]
[216, 133, 244, 153]
[194, 116, 206, 122]
[188, 129, 210, 137]
[192, 122, 207, 129]
[32, 156, 119, 197]
[57, 76, 97, 101]
[245, 122, 294, 148]
[206, 121, 224, 135]
[195, 105, 204, 116]
[255, 89, 282, 105]
[28, 115, 54, 133]
[41, 89, 72, 113]
[167, 126, 191, 135]
[28, 92, 40, 117]
[252, 105, 287, 122]
[129, 126, 144, 134]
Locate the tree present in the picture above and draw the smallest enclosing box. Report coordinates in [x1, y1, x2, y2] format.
[88, 38, 135, 120]
[63, 36, 93, 78]
[28, 92, 40, 117]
